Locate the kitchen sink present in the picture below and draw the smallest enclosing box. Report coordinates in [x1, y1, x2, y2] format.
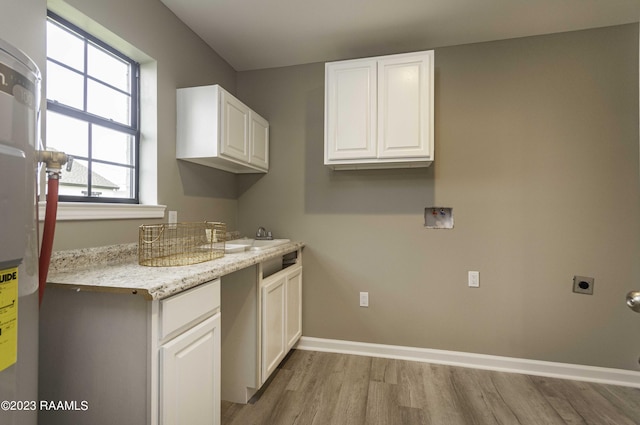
[225, 238, 290, 253]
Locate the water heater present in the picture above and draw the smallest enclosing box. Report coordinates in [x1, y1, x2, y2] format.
[0, 38, 41, 425]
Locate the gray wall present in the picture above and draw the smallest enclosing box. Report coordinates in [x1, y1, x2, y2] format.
[237, 24, 640, 370]
[5, 0, 639, 371]
[0, 0, 45, 67]
[46, 0, 240, 250]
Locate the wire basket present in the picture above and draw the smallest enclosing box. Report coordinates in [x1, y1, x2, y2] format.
[138, 222, 226, 267]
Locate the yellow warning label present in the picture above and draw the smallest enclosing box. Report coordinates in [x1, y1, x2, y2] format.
[0, 267, 18, 372]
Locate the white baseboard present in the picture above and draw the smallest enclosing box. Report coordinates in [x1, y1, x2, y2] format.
[294, 336, 640, 388]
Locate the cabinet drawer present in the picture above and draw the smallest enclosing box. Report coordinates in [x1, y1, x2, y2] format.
[160, 279, 220, 340]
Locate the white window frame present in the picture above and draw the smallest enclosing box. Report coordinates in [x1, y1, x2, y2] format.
[42, 9, 164, 221]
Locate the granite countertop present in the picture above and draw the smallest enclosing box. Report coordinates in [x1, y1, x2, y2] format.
[47, 241, 305, 300]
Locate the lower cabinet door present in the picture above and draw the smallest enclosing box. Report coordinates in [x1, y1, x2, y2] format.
[286, 267, 303, 350]
[161, 313, 221, 425]
[261, 275, 286, 385]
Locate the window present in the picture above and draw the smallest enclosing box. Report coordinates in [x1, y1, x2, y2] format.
[46, 11, 140, 203]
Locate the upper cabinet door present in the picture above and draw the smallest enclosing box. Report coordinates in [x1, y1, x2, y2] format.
[377, 52, 433, 159]
[220, 90, 250, 164]
[250, 112, 269, 170]
[325, 59, 378, 161]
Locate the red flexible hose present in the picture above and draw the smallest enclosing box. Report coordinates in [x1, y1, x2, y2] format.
[38, 176, 59, 307]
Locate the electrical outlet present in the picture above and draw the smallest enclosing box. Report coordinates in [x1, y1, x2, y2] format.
[359, 292, 369, 307]
[168, 210, 177, 224]
[468, 271, 480, 288]
[573, 276, 594, 295]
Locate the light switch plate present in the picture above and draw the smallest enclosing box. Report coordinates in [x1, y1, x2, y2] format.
[168, 210, 177, 224]
[359, 292, 369, 307]
[468, 271, 480, 288]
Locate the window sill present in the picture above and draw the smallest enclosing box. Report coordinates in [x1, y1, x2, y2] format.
[38, 202, 166, 221]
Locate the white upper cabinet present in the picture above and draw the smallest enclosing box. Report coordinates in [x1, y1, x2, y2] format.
[177, 84, 269, 173]
[325, 50, 434, 169]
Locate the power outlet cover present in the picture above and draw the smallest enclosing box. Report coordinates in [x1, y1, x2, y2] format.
[359, 292, 369, 307]
[468, 271, 480, 288]
[168, 210, 177, 224]
[573, 276, 594, 295]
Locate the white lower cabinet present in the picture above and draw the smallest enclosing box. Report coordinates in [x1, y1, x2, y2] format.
[157, 280, 221, 425]
[39, 279, 221, 425]
[40, 248, 305, 425]
[220, 251, 303, 404]
[261, 264, 302, 385]
[160, 313, 221, 425]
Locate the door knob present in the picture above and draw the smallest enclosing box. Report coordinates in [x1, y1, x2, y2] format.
[626, 291, 640, 313]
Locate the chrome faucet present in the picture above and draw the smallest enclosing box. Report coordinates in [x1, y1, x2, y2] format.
[255, 226, 273, 240]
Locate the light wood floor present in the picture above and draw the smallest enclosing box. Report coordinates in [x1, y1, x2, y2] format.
[221, 349, 640, 425]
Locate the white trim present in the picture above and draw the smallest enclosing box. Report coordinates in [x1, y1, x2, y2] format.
[38, 202, 166, 221]
[295, 337, 640, 388]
